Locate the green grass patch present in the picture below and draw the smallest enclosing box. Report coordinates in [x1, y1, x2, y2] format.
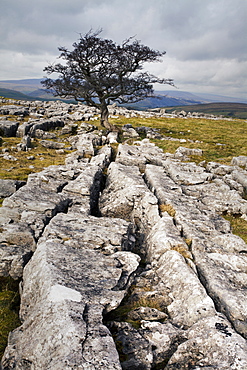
[0, 277, 21, 360]
[104, 285, 167, 330]
[165, 103, 247, 120]
[223, 215, 247, 244]
[109, 116, 247, 164]
[0, 137, 74, 181]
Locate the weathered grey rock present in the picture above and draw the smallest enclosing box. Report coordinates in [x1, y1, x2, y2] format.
[140, 321, 184, 368]
[122, 127, 139, 138]
[193, 244, 247, 338]
[2, 153, 17, 161]
[115, 141, 165, 168]
[65, 151, 88, 165]
[41, 213, 135, 256]
[144, 162, 247, 339]
[1, 218, 140, 369]
[166, 315, 247, 369]
[16, 121, 34, 137]
[206, 161, 235, 175]
[40, 139, 65, 149]
[162, 158, 213, 185]
[231, 155, 247, 167]
[144, 164, 182, 204]
[109, 321, 153, 370]
[34, 129, 57, 139]
[0, 120, 19, 136]
[127, 306, 168, 321]
[182, 178, 247, 214]
[0, 105, 29, 116]
[175, 146, 203, 158]
[231, 169, 247, 194]
[16, 135, 32, 151]
[0, 222, 35, 278]
[2, 185, 70, 217]
[146, 214, 192, 264]
[62, 164, 103, 215]
[99, 162, 148, 219]
[90, 145, 112, 167]
[0, 184, 71, 278]
[223, 174, 245, 195]
[60, 123, 78, 135]
[26, 164, 75, 192]
[0, 206, 21, 225]
[107, 131, 118, 144]
[153, 250, 216, 328]
[0, 179, 25, 198]
[70, 133, 98, 156]
[29, 118, 65, 137]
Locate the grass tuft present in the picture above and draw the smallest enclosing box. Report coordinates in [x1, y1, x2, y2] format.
[171, 245, 192, 260]
[223, 215, 247, 244]
[159, 204, 176, 217]
[0, 277, 21, 360]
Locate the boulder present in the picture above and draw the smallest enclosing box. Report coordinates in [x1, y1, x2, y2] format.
[0, 179, 25, 198]
[122, 127, 139, 138]
[175, 146, 203, 158]
[0, 120, 19, 137]
[29, 118, 65, 137]
[115, 141, 165, 168]
[40, 140, 65, 149]
[231, 155, 247, 167]
[166, 315, 247, 370]
[16, 135, 32, 151]
[2, 185, 70, 217]
[0, 105, 29, 116]
[16, 122, 34, 137]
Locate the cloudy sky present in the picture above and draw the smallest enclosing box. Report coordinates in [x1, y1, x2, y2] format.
[0, 0, 246, 98]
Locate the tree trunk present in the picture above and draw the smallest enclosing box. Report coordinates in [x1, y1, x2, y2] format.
[100, 103, 113, 130]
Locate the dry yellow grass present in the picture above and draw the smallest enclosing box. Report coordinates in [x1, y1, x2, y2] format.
[159, 203, 176, 217]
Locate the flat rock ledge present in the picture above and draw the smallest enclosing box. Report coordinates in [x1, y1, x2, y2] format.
[1, 124, 247, 369]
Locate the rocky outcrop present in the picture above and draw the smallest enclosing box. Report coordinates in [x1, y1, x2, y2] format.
[0, 179, 25, 198]
[0, 120, 19, 137]
[1, 101, 247, 369]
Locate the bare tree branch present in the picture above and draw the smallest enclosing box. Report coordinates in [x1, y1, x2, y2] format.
[42, 29, 174, 128]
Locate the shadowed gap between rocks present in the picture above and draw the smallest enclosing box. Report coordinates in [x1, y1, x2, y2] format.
[98, 164, 181, 369]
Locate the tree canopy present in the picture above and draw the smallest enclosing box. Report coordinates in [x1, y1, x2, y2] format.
[42, 30, 174, 129]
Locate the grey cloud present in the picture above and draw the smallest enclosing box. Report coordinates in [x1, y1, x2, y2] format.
[0, 0, 246, 98]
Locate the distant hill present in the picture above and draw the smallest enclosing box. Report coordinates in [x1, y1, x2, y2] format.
[0, 87, 42, 101]
[125, 95, 203, 110]
[0, 87, 77, 104]
[194, 92, 247, 104]
[0, 79, 246, 118]
[26, 88, 55, 100]
[156, 90, 247, 104]
[165, 102, 247, 119]
[0, 79, 43, 93]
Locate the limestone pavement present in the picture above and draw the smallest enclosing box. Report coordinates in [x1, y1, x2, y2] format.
[0, 99, 247, 369]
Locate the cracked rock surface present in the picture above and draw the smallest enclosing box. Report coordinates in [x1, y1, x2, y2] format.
[1, 114, 247, 369]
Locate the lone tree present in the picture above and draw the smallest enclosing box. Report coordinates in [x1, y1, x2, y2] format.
[42, 30, 174, 129]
